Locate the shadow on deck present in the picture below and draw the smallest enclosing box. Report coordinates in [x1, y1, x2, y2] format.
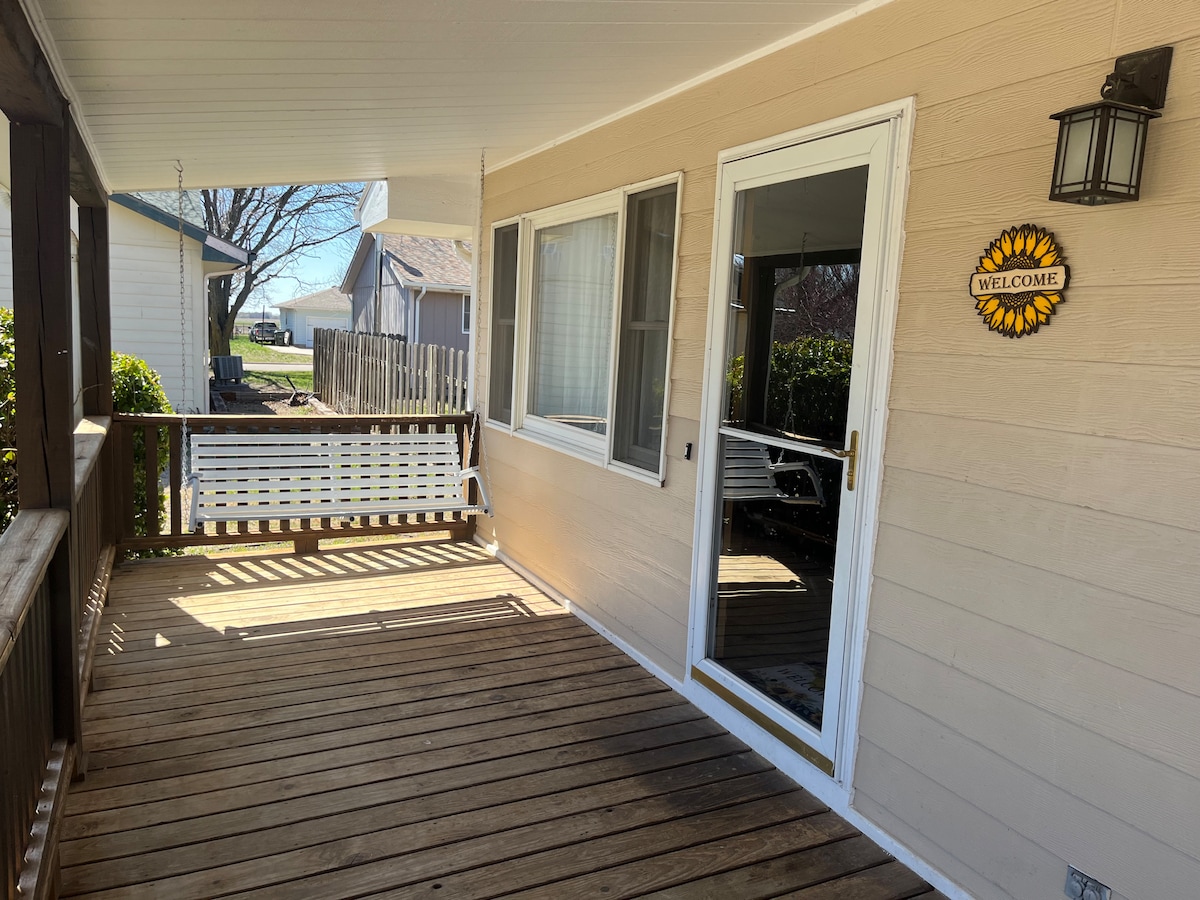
[62, 539, 938, 899]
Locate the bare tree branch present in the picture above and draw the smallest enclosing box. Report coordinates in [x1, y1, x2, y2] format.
[203, 182, 361, 356]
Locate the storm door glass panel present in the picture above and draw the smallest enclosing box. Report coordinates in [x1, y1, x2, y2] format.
[711, 165, 867, 735]
[528, 214, 618, 434]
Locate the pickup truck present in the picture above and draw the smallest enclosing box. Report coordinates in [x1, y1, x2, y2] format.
[249, 323, 293, 345]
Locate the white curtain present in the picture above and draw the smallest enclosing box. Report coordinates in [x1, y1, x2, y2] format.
[530, 214, 617, 434]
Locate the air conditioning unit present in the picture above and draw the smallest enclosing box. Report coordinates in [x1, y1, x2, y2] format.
[211, 355, 244, 385]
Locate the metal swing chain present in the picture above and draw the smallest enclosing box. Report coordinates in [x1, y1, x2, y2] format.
[473, 148, 496, 505]
[175, 160, 189, 413]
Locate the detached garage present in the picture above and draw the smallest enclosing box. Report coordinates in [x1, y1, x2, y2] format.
[277, 288, 352, 347]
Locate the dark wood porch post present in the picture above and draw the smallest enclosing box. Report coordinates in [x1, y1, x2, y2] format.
[78, 203, 115, 552]
[78, 205, 112, 418]
[11, 116, 84, 748]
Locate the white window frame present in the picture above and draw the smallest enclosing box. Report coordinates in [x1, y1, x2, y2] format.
[485, 216, 522, 432]
[461, 294, 471, 334]
[485, 173, 683, 486]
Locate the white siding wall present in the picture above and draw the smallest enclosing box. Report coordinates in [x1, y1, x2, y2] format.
[0, 184, 209, 417]
[280, 309, 350, 347]
[108, 204, 208, 414]
[0, 199, 12, 310]
[351, 238, 377, 333]
[417, 291, 468, 353]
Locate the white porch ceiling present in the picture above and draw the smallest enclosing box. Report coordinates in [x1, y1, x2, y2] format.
[27, 0, 877, 192]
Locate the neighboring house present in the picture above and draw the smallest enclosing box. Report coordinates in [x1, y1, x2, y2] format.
[106, 193, 250, 413]
[0, 147, 249, 414]
[276, 288, 352, 348]
[341, 229, 471, 353]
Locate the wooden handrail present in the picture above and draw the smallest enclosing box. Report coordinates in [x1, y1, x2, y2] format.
[0, 510, 69, 672]
[112, 412, 474, 426]
[72, 415, 110, 503]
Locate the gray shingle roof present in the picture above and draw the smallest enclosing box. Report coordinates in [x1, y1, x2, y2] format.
[382, 235, 471, 289]
[123, 189, 209, 230]
[275, 288, 351, 311]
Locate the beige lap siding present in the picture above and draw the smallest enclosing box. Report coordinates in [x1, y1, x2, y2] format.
[475, 1, 1200, 898]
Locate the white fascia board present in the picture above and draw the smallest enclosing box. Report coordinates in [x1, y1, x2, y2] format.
[360, 175, 477, 241]
[204, 234, 250, 265]
[356, 180, 386, 227]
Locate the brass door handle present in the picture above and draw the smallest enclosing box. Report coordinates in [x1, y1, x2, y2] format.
[831, 430, 859, 491]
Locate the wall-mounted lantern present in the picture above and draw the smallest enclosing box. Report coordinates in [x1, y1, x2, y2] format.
[1049, 46, 1172, 205]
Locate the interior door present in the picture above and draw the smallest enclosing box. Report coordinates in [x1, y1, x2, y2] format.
[692, 122, 894, 772]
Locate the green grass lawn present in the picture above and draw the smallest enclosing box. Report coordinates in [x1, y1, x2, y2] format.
[228, 335, 303, 363]
[244, 370, 314, 393]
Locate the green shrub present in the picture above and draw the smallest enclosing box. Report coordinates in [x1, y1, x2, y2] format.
[727, 335, 853, 442]
[0, 328, 174, 539]
[0, 309, 15, 532]
[112, 352, 173, 544]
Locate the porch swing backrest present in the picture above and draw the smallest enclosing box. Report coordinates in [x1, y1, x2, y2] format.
[722, 438, 825, 506]
[186, 430, 491, 530]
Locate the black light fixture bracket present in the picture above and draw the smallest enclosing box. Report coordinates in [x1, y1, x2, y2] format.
[1102, 45, 1173, 109]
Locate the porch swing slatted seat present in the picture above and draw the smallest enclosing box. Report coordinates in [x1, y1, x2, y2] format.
[723, 438, 825, 506]
[187, 430, 491, 532]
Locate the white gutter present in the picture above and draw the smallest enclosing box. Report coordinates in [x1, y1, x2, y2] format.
[412, 286, 427, 343]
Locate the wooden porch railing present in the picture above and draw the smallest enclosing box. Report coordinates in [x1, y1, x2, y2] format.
[0, 510, 70, 900]
[1, 417, 116, 899]
[313, 329, 468, 415]
[71, 418, 117, 711]
[113, 413, 482, 553]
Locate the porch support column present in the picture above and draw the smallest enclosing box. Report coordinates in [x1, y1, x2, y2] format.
[78, 202, 115, 558]
[11, 116, 84, 749]
[78, 206, 111, 418]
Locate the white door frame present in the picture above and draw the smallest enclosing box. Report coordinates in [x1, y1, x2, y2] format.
[686, 97, 915, 790]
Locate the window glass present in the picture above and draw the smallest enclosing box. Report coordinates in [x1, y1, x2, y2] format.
[613, 184, 677, 471]
[487, 225, 518, 425]
[528, 214, 618, 435]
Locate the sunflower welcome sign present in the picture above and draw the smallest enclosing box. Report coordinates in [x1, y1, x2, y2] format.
[970, 224, 1069, 338]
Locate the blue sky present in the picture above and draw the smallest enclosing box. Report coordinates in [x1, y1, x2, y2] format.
[257, 229, 361, 312]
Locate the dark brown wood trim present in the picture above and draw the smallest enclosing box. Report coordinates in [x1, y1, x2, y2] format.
[68, 117, 106, 208]
[11, 117, 83, 749]
[78, 206, 112, 417]
[0, 0, 65, 126]
[16, 740, 76, 900]
[113, 412, 475, 428]
[0, 510, 69, 671]
[12, 120, 73, 512]
[76, 544, 115, 712]
[119, 519, 472, 553]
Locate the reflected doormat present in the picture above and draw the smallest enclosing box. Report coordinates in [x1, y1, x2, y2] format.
[741, 663, 825, 729]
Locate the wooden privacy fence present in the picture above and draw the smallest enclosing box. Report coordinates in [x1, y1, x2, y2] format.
[112, 413, 482, 554]
[313, 329, 467, 415]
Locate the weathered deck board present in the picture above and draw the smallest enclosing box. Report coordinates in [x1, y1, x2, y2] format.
[61, 538, 935, 899]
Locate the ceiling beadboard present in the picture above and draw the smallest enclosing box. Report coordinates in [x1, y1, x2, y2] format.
[29, 0, 876, 191]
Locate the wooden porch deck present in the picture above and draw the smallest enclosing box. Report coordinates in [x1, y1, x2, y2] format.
[60, 539, 939, 899]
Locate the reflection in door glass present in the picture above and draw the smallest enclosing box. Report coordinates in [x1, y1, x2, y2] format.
[711, 165, 868, 732]
[714, 436, 843, 729]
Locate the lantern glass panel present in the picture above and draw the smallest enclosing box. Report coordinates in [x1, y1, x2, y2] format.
[1100, 107, 1145, 196]
[1055, 109, 1101, 191]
